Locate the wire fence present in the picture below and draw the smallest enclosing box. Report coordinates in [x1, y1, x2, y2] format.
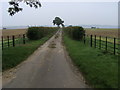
[83, 34, 120, 55]
[1, 34, 28, 49]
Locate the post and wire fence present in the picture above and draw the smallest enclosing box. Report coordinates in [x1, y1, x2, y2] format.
[83, 34, 119, 55]
[1, 34, 28, 49]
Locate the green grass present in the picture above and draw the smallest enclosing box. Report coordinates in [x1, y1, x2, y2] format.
[63, 35, 118, 88]
[2, 34, 53, 71]
[0, 37, 29, 48]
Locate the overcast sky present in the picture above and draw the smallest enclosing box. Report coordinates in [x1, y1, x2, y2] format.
[1, 0, 118, 27]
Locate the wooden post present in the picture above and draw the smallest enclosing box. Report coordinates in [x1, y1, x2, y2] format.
[90, 35, 93, 47]
[12, 35, 15, 47]
[2, 36, 3, 49]
[7, 36, 10, 47]
[99, 36, 101, 49]
[106, 37, 107, 51]
[114, 38, 116, 55]
[94, 35, 96, 48]
[19, 35, 21, 44]
[23, 34, 25, 44]
[84, 34, 86, 44]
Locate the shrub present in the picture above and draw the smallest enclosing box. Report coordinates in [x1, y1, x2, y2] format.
[72, 26, 85, 40]
[27, 27, 42, 40]
[63, 26, 85, 40]
[27, 27, 58, 40]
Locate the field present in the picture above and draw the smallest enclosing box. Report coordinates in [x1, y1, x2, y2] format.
[2, 29, 27, 37]
[1, 29, 28, 48]
[85, 28, 118, 38]
[2, 28, 119, 38]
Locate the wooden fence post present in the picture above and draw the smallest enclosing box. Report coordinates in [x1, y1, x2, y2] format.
[12, 35, 15, 47]
[19, 35, 21, 44]
[99, 36, 101, 49]
[2, 36, 3, 49]
[23, 34, 25, 44]
[94, 35, 96, 48]
[84, 34, 86, 44]
[114, 38, 116, 55]
[7, 36, 10, 47]
[90, 35, 93, 47]
[106, 37, 107, 51]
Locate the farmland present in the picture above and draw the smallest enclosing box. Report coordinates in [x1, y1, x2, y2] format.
[2, 27, 119, 88]
[1, 29, 28, 49]
[84, 28, 119, 55]
[2, 28, 119, 38]
[2, 29, 27, 37]
[85, 28, 118, 38]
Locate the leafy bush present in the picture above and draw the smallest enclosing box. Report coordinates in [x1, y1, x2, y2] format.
[27, 27, 58, 40]
[27, 27, 42, 40]
[63, 26, 85, 40]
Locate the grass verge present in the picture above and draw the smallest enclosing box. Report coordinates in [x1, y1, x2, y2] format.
[63, 35, 118, 88]
[2, 34, 54, 71]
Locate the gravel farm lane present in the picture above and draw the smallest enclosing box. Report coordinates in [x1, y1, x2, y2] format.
[3, 29, 89, 88]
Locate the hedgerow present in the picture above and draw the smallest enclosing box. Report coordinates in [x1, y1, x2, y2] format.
[27, 27, 58, 40]
[63, 26, 85, 40]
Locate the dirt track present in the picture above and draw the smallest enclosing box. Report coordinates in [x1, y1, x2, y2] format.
[3, 29, 88, 88]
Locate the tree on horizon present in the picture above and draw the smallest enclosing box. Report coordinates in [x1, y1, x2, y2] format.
[53, 17, 64, 28]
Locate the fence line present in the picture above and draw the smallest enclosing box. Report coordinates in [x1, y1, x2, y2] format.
[1, 34, 28, 49]
[83, 34, 119, 55]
